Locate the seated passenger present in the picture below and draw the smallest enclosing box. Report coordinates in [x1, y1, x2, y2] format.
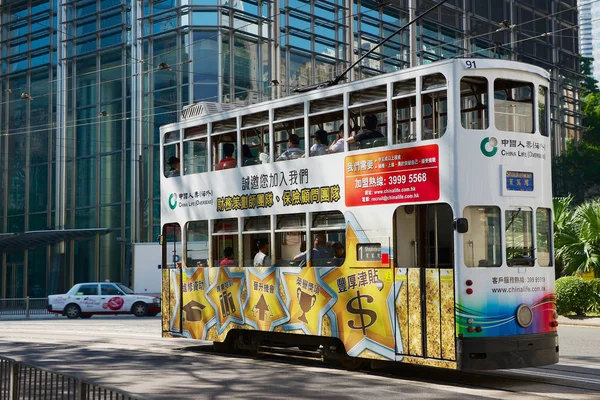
[242, 144, 258, 165]
[328, 125, 345, 154]
[277, 134, 304, 161]
[346, 115, 384, 148]
[165, 156, 180, 177]
[217, 143, 236, 170]
[293, 241, 307, 267]
[311, 235, 332, 265]
[310, 130, 329, 156]
[220, 246, 238, 267]
[332, 241, 346, 265]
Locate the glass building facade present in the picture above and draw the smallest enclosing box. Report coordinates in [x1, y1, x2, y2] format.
[0, 0, 582, 297]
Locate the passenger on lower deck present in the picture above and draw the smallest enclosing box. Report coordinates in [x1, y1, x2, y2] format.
[220, 247, 238, 267]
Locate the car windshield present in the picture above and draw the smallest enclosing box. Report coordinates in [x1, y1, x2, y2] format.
[116, 283, 135, 294]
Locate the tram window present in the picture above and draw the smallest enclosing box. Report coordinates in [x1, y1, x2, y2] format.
[163, 223, 183, 268]
[460, 77, 489, 130]
[536, 208, 552, 267]
[311, 211, 345, 267]
[242, 111, 269, 128]
[185, 221, 208, 267]
[394, 96, 417, 143]
[348, 104, 387, 149]
[494, 79, 534, 133]
[422, 73, 447, 140]
[463, 206, 501, 268]
[505, 208, 534, 267]
[242, 216, 271, 268]
[242, 126, 268, 166]
[212, 219, 240, 268]
[350, 85, 387, 106]
[164, 143, 180, 178]
[274, 117, 305, 161]
[309, 111, 343, 156]
[538, 86, 549, 137]
[212, 132, 238, 171]
[310, 95, 343, 114]
[183, 138, 207, 175]
[164, 130, 180, 144]
[276, 214, 307, 267]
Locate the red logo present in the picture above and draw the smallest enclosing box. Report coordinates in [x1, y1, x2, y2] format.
[107, 297, 124, 310]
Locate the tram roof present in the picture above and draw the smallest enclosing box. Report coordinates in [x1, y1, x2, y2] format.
[161, 58, 550, 134]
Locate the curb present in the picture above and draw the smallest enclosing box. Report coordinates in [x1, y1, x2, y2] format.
[557, 316, 600, 327]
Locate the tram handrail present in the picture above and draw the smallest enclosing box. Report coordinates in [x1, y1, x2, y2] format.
[0, 356, 146, 400]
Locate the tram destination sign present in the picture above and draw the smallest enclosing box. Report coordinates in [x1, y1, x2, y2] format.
[344, 144, 440, 206]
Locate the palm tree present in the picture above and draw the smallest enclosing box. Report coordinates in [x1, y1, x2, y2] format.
[554, 196, 600, 277]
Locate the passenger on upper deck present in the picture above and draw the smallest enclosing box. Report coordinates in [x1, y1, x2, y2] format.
[277, 134, 304, 161]
[217, 143, 236, 170]
[220, 246, 238, 267]
[328, 125, 345, 154]
[309, 130, 329, 156]
[346, 115, 384, 148]
[242, 144, 258, 166]
[165, 156, 180, 177]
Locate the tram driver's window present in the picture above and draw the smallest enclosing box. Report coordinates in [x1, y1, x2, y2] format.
[463, 206, 501, 268]
[494, 79, 534, 133]
[422, 73, 447, 140]
[536, 208, 552, 267]
[505, 208, 533, 267]
[460, 77, 489, 130]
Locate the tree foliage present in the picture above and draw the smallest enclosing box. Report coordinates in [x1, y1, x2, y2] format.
[552, 141, 600, 201]
[553, 197, 600, 277]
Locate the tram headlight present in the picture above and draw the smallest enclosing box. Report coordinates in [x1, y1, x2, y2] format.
[516, 304, 534, 328]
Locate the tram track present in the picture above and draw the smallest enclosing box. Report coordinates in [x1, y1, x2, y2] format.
[187, 343, 600, 399]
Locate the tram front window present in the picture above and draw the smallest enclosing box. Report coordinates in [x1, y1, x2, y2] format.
[463, 206, 502, 267]
[505, 208, 534, 266]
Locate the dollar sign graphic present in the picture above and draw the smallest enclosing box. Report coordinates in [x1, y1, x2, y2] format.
[346, 290, 377, 335]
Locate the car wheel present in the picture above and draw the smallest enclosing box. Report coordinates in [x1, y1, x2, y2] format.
[64, 304, 81, 319]
[132, 302, 148, 317]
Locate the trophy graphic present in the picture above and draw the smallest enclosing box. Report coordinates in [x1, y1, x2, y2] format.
[296, 287, 316, 324]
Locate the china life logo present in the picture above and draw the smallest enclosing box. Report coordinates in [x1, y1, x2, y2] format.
[480, 137, 498, 157]
[168, 193, 178, 210]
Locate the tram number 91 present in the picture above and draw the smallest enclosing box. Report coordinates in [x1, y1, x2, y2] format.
[388, 172, 427, 185]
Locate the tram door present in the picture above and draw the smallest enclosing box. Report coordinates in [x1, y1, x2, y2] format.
[162, 223, 183, 335]
[393, 204, 456, 361]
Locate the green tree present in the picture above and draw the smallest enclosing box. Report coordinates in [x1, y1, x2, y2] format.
[554, 197, 600, 277]
[552, 141, 600, 201]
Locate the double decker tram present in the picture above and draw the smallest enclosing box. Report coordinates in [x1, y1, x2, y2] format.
[159, 58, 558, 370]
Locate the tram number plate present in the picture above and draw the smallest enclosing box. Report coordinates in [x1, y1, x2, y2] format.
[464, 60, 477, 69]
[357, 243, 381, 261]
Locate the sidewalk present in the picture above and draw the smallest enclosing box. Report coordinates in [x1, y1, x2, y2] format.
[558, 315, 600, 327]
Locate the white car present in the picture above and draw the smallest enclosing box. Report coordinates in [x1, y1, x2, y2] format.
[47, 282, 161, 319]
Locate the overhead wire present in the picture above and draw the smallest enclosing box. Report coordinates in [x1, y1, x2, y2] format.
[0, 0, 588, 145]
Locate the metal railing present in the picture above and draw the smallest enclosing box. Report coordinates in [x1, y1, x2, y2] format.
[0, 356, 145, 400]
[0, 298, 54, 318]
